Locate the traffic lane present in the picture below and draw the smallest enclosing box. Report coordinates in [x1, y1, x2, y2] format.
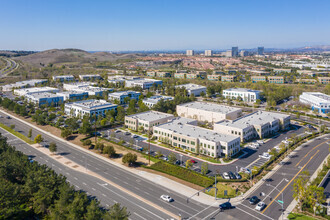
[0, 129, 173, 220]
[0, 113, 209, 217]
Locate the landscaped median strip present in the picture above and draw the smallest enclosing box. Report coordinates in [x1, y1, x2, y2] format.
[0, 122, 34, 144]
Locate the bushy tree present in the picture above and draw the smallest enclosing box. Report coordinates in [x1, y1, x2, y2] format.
[34, 134, 43, 143]
[122, 153, 137, 166]
[103, 145, 116, 157]
[83, 139, 92, 146]
[201, 162, 208, 175]
[61, 128, 72, 139]
[168, 152, 177, 164]
[49, 142, 57, 153]
[107, 203, 130, 220]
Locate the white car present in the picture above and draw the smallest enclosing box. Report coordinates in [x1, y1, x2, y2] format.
[222, 172, 231, 179]
[250, 144, 259, 149]
[259, 152, 272, 160]
[255, 202, 266, 211]
[240, 167, 252, 174]
[160, 195, 173, 202]
[257, 140, 264, 144]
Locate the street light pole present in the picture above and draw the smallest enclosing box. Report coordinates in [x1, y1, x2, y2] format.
[266, 178, 289, 220]
[148, 127, 150, 165]
[180, 154, 183, 165]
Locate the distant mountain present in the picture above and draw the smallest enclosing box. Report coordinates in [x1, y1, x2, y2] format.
[296, 45, 330, 52]
[12, 49, 141, 66]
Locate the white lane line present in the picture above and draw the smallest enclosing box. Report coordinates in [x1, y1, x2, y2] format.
[201, 208, 220, 220]
[74, 177, 78, 180]
[188, 201, 218, 219]
[75, 185, 80, 189]
[134, 187, 140, 190]
[124, 181, 128, 185]
[239, 203, 274, 220]
[58, 168, 62, 171]
[134, 212, 147, 220]
[235, 206, 262, 220]
[83, 182, 87, 185]
[102, 193, 106, 197]
[92, 188, 96, 191]
[144, 192, 150, 195]
[113, 200, 117, 203]
[113, 176, 118, 180]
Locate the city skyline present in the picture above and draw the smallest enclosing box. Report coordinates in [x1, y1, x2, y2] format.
[1, 0, 330, 51]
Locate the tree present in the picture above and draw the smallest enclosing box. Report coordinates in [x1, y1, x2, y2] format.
[306, 185, 325, 215]
[61, 129, 72, 139]
[34, 134, 43, 144]
[83, 139, 92, 146]
[186, 160, 193, 169]
[84, 200, 104, 220]
[103, 145, 116, 157]
[49, 142, 57, 153]
[201, 162, 208, 175]
[122, 153, 137, 166]
[10, 124, 15, 129]
[168, 152, 177, 164]
[28, 128, 32, 138]
[293, 170, 310, 211]
[107, 203, 130, 220]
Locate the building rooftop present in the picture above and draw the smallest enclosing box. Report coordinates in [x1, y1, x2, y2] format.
[156, 117, 239, 143]
[223, 88, 261, 93]
[53, 75, 74, 78]
[175, 83, 206, 90]
[143, 95, 173, 104]
[57, 91, 88, 95]
[178, 101, 241, 114]
[26, 92, 63, 99]
[109, 90, 141, 98]
[301, 92, 330, 103]
[127, 111, 173, 122]
[67, 99, 117, 110]
[15, 86, 58, 94]
[78, 86, 110, 92]
[215, 111, 289, 129]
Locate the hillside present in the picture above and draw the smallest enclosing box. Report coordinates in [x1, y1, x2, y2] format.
[13, 48, 141, 66]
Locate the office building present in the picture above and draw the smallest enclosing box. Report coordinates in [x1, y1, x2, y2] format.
[108, 91, 141, 104]
[56, 91, 88, 101]
[65, 99, 117, 118]
[186, 50, 194, 56]
[205, 50, 213, 56]
[63, 82, 92, 91]
[14, 87, 59, 96]
[222, 88, 261, 103]
[174, 72, 186, 79]
[232, 47, 239, 57]
[318, 77, 330, 84]
[177, 101, 242, 123]
[175, 84, 206, 97]
[257, 47, 264, 55]
[142, 95, 174, 108]
[268, 76, 285, 84]
[1, 79, 48, 92]
[79, 74, 102, 81]
[153, 117, 241, 158]
[125, 78, 163, 90]
[25, 92, 64, 107]
[251, 76, 267, 83]
[299, 92, 330, 113]
[221, 75, 237, 82]
[214, 111, 290, 142]
[207, 74, 220, 81]
[125, 111, 174, 131]
[240, 50, 248, 57]
[52, 75, 75, 82]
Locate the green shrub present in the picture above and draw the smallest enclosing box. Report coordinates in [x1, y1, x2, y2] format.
[83, 139, 92, 146]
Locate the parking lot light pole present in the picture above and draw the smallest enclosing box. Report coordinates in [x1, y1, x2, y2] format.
[148, 127, 150, 165]
[266, 178, 289, 220]
[180, 154, 183, 165]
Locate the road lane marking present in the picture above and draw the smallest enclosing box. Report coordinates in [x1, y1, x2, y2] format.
[83, 182, 87, 185]
[187, 202, 218, 219]
[235, 206, 262, 220]
[74, 177, 78, 180]
[102, 193, 106, 197]
[134, 212, 147, 220]
[92, 188, 96, 191]
[239, 203, 273, 220]
[295, 140, 327, 167]
[262, 149, 320, 214]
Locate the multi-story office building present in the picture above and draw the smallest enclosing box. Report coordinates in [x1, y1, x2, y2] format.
[186, 50, 194, 56]
[25, 92, 64, 107]
[207, 74, 220, 81]
[318, 77, 330, 84]
[205, 50, 213, 56]
[74, 86, 112, 96]
[299, 92, 330, 113]
[232, 47, 239, 57]
[257, 47, 264, 55]
[268, 76, 285, 84]
[296, 79, 317, 84]
[176, 101, 242, 123]
[108, 91, 141, 104]
[222, 88, 261, 103]
[251, 76, 267, 83]
[240, 50, 248, 57]
[273, 69, 291, 74]
[221, 75, 237, 82]
[153, 117, 241, 158]
[79, 74, 102, 81]
[146, 72, 157, 77]
[65, 99, 117, 118]
[63, 82, 92, 91]
[156, 72, 171, 78]
[174, 73, 186, 79]
[14, 87, 59, 96]
[125, 78, 163, 90]
[214, 111, 290, 142]
[52, 75, 75, 82]
[175, 84, 206, 97]
[142, 95, 174, 108]
[125, 111, 174, 131]
[56, 91, 88, 101]
[1, 79, 48, 92]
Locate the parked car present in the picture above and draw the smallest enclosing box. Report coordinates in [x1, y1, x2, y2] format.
[222, 172, 231, 180]
[255, 201, 266, 211]
[250, 144, 259, 149]
[219, 202, 234, 211]
[115, 130, 121, 133]
[240, 167, 252, 174]
[6, 116, 11, 119]
[137, 147, 143, 152]
[189, 159, 196, 164]
[234, 172, 242, 179]
[0, 115, 2, 118]
[249, 196, 260, 205]
[175, 160, 181, 165]
[228, 171, 236, 179]
[125, 131, 131, 135]
[259, 152, 272, 160]
[257, 140, 264, 144]
[132, 134, 138, 138]
[160, 195, 173, 202]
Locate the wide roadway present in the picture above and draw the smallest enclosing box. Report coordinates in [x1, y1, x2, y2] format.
[0, 110, 240, 220]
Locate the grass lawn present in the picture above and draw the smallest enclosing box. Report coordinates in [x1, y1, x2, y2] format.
[205, 183, 237, 198]
[287, 213, 317, 220]
[0, 122, 34, 144]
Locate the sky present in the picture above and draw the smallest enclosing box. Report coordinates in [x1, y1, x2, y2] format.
[1, 0, 330, 51]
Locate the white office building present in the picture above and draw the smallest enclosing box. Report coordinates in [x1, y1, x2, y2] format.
[65, 99, 117, 118]
[79, 74, 102, 81]
[125, 78, 163, 90]
[14, 87, 59, 96]
[25, 92, 64, 107]
[142, 95, 174, 108]
[186, 50, 194, 56]
[52, 75, 75, 82]
[205, 50, 213, 56]
[153, 117, 241, 158]
[74, 86, 112, 96]
[63, 82, 91, 91]
[299, 92, 330, 113]
[108, 91, 141, 104]
[177, 101, 242, 123]
[125, 111, 174, 131]
[56, 91, 88, 101]
[222, 88, 261, 103]
[175, 84, 206, 97]
[1, 79, 48, 92]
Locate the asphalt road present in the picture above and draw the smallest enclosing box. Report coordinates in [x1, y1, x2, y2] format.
[0, 58, 17, 77]
[0, 110, 241, 220]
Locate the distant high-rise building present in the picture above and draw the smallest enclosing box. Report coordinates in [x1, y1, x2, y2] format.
[257, 47, 264, 55]
[232, 47, 239, 57]
[240, 50, 248, 57]
[186, 50, 194, 56]
[205, 50, 213, 56]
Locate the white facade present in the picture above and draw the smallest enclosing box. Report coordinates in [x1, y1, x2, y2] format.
[14, 87, 59, 96]
[222, 88, 261, 103]
[65, 99, 117, 118]
[25, 92, 64, 107]
[142, 95, 174, 108]
[52, 75, 75, 82]
[153, 117, 240, 158]
[125, 78, 163, 90]
[177, 101, 242, 123]
[108, 91, 141, 104]
[175, 84, 206, 97]
[205, 50, 213, 56]
[63, 82, 91, 91]
[1, 79, 48, 92]
[79, 74, 102, 81]
[125, 111, 174, 131]
[56, 91, 88, 101]
[299, 92, 330, 113]
[186, 50, 194, 56]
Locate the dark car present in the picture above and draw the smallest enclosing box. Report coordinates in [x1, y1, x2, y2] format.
[219, 202, 234, 211]
[228, 171, 236, 179]
[234, 172, 242, 179]
[6, 116, 11, 119]
[249, 196, 260, 205]
[175, 160, 181, 165]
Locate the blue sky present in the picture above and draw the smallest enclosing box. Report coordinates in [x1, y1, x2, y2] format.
[1, 0, 330, 51]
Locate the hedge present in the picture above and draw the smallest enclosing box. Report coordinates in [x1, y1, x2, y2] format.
[145, 161, 214, 188]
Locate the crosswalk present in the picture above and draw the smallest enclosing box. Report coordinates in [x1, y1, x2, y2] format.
[246, 157, 269, 170]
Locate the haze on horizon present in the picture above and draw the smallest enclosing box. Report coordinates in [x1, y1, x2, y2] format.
[1, 0, 330, 51]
